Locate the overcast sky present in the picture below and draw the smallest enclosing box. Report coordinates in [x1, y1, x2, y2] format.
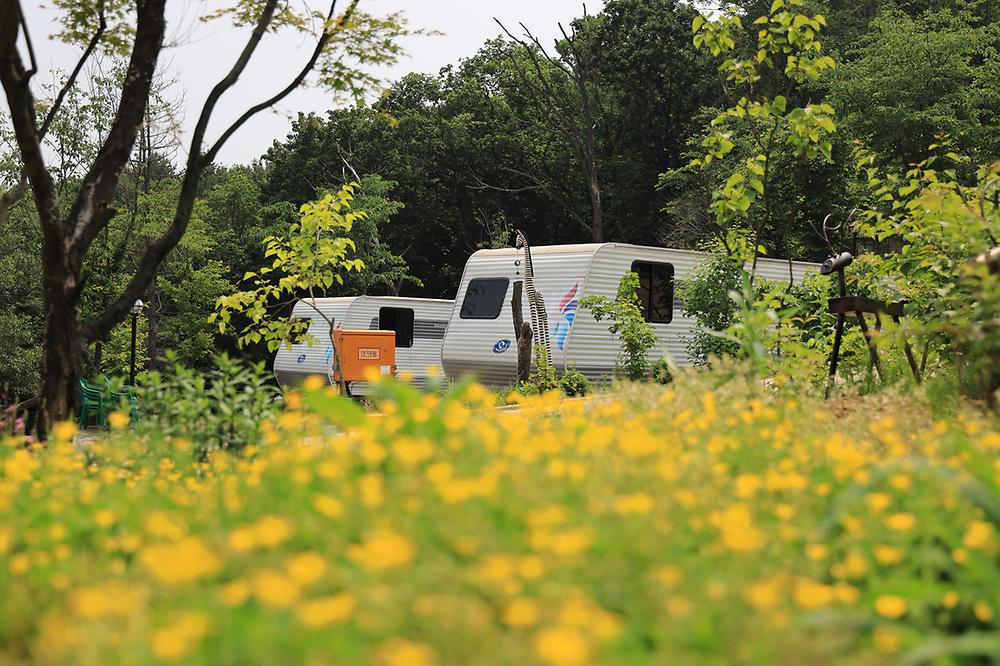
[19, 0, 603, 165]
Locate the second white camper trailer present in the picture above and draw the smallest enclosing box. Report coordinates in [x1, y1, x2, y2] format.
[440, 243, 817, 386]
[273, 296, 454, 394]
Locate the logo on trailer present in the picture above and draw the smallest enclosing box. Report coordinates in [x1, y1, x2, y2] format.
[296, 354, 307, 364]
[358, 348, 380, 360]
[553, 283, 579, 350]
[492, 338, 511, 354]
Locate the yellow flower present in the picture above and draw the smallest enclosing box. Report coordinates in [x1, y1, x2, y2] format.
[709, 504, 764, 552]
[865, 492, 892, 512]
[69, 581, 144, 618]
[875, 595, 907, 619]
[533, 627, 590, 666]
[144, 511, 186, 541]
[217, 579, 250, 607]
[656, 565, 682, 587]
[94, 510, 116, 528]
[295, 593, 356, 628]
[253, 515, 294, 548]
[872, 627, 902, 653]
[942, 591, 959, 609]
[874, 545, 904, 565]
[51, 421, 77, 442]
[347, 530, 416, 571]
[613, 493, 654, 515]
[139, 537, 221, 584]
[285, 552, 327, 586]
[793, 579, 834, 610]
[108, 411, 130, 430]
[963, 520, 995, 550]
[251, 570, 301, 608]
[885, 513, 916, 531]
[744, 578, 781, 610]
[376, 638, 436, 666]
[312, 494, 343, 519]
[503, 597, 542, 628]
[518, 555, 545, 580]
[974, 602, 994, 622]
[4, 449, 40, 483]
[666, 596, 692, 617]
[150, 612, 212, 662]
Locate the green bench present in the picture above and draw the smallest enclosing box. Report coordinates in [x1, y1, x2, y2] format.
[77, 379, 139, 428]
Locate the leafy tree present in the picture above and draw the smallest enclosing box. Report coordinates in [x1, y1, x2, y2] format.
[580, 271, 658, 380]
[0, 0, 415, 426]
[828, 9, 1000, 167]
[685, 0, 838, 274]
[212, 183, 365, 359]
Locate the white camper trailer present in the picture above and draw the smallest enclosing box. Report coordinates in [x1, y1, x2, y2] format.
[273, 296, 454, 394]
[440, 243, 817, 387]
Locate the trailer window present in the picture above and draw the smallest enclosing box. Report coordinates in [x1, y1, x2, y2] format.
[378, 307, 414, 348]
[460, 278, 509, 319]
[631, 261, 674, 324]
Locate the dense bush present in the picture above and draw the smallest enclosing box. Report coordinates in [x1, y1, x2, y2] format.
[558, 369, 592, 397]
[1, 376, 998, 664]
[136, 353, 280, 456]
[651, 358, 673, 385]
[580, 272, 658, 380]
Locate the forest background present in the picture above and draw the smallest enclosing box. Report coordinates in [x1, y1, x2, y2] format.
[2, 0, 998, 398]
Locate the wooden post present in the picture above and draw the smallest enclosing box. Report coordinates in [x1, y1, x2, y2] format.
[511, 281, 532, 383]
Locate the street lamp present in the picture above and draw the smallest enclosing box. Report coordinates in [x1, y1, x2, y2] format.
[129, 299, 144, 385]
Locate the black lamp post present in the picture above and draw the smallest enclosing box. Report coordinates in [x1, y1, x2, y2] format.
[129, 299, 144, 385]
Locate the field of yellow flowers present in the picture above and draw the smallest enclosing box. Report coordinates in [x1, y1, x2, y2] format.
[1, 375, 999, 665]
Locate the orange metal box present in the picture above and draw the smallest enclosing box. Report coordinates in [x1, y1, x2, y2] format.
[331, 330, 396, 383]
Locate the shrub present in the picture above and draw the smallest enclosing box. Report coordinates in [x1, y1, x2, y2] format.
[2, 376, 999, 664]
[651, 358, 674, 385]
[580, 271, 658, 380]
[137, 353, 280, 456]
[559, 368, 592, 397]
[678, 253, 744, 364]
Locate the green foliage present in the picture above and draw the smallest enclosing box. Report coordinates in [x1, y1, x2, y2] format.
[679, 253, 744, 364]
[136, 353, 280, 456]
[580, 271, 658, 381]
[528, 346, 560, 393]
[211, 183, 366, 352]
[688, 0, 837, 254]
[341, 175, 421, 295]
[852, 146, 1000, 399]
[651, 358, 674, 385]
[828, 9, 1000, 167]
[559, 368, 592, 397]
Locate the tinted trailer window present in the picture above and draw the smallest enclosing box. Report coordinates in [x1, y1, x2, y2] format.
[460, 278, 510, 319]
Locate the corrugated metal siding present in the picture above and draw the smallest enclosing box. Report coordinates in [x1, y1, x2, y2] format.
[272, 296, 454, 394]
[441, 244, 820, 385]
[273, 298, 351, 386]
[440, 247, 594, 387]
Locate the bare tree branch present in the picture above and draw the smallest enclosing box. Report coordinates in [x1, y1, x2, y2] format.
[84, 0, 352, 343]
[66, 0, 168, 258]
[205, 1, 356, 163]
[0, 0, 60, 234]
[0, 3, 107, 225]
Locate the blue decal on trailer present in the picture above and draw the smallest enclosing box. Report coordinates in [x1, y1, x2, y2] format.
[492, 339, 511, 354]
[296, 354, 307, 364]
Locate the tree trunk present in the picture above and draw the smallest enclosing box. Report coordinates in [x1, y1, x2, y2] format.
[93, 341, 103, 375]
[586, 161, 603, 242]
[41, 249, 84, 426]
[512, 281, 532, 383]
[146, 288, 159, 371]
